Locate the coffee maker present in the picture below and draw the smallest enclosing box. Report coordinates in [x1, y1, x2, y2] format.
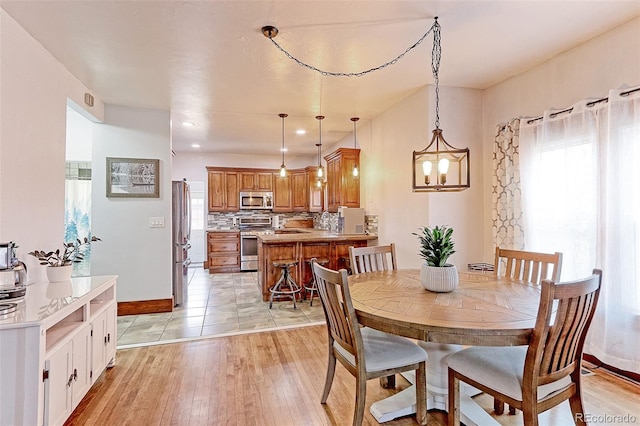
[0, 242, 28, 290]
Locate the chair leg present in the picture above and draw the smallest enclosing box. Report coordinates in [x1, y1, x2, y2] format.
[448, 369, 460, 426]
[353, 373, 367, 426]
[494, 399, 505, 414]
[569, 374, 587, 425]
[321, 352, 337, 404]
[415, 362, 427, 425]
[521, 406, 539, 426]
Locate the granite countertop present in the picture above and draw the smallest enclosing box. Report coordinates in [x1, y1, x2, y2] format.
[206, 228, 240, 232]
[258, 228, 377, 243]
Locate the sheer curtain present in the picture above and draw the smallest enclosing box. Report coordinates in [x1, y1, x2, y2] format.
[519, 87, 640, 374]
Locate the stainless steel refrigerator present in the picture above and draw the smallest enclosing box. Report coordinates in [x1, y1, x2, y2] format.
[172, 180, 191, 306]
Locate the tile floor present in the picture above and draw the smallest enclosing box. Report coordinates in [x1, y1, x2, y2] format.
[116, 266, 325, 348]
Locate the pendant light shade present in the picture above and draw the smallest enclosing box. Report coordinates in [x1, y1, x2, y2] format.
[316, 115, 325, 179]
[278, 113, 288, 177]
[351, 117, 360, 177]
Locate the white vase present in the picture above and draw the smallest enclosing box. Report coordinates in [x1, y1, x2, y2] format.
[420, 264, 459, 292]
[46, 265, 73, 283]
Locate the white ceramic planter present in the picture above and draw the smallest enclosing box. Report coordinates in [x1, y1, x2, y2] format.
[46, 265, 73, 283]
[420, 264, 459, 292]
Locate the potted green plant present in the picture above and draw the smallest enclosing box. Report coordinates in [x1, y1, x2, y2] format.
[413, 225, 458, 292]
[28, 236, 101, 282]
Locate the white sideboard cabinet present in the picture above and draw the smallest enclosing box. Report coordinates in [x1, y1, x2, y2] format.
[0, 275, 118, 426]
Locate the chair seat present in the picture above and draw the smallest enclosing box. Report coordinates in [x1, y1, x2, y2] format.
[445, 346, 571, 402]
[335, 327, 427, 374]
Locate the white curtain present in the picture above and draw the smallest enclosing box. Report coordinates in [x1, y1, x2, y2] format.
[519, 87, 640, 374]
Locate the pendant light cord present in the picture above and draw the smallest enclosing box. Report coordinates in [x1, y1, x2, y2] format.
[432, 18, 441, 129]
[263, 18, 439, 78]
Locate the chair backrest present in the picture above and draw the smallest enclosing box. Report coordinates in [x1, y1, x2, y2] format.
[494, 247, 562, 284]
[525, 269, 602, 388]
[311, 259, 363, 360]
[349, 243, 397, 274]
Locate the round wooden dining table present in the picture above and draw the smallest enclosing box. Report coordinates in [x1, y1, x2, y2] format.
[348, 269, 543, 425]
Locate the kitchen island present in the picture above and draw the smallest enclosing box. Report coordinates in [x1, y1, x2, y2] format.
[257, 229, 377, 301]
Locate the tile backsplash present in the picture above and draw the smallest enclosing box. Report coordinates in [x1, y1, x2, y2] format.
[207, 211, 378, 235]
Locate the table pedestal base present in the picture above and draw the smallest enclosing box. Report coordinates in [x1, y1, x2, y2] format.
[369, 343, 499, 425]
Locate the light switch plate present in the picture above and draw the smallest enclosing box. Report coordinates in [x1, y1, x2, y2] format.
[149, 217, 165, 228]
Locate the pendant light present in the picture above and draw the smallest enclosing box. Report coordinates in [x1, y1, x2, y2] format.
[412, 18, 470, 192]
[351, 117, 360, 177]
[316, 115, 325, 180]
[278, 113, 288, 177]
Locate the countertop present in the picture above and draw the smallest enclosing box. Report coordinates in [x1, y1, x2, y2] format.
[258, 228, 377, 243]
[0, 275, 117, 328]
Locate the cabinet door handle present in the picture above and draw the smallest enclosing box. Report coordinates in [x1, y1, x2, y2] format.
[73, 368, 78, 381]
[104, 335, 107, 345]
[67, 374, 74, 388]
[107, 333, 111, 343]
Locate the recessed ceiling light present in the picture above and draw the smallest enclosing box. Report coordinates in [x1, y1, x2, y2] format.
[280, 148, 288, 152]
[182, 121, 195, 127]
[191, 144, 200, 148]
[296, 129, 306, 135]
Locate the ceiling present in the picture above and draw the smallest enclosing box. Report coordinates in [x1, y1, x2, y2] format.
[2, 1, 639, 156]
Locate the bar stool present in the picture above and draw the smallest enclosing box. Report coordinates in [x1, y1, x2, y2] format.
[338, 256, 352, 275]
[269, 260, 301, 309]
[303, 258, 330, 306]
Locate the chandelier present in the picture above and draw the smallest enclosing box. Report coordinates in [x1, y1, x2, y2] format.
[412, 18, 470, 192]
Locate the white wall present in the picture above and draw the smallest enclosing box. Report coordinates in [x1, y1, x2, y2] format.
[91, 105, 172, 302]
[481, 17, 640, 259]
[327, 84, 484, 269]
[0, 9, 104, 282]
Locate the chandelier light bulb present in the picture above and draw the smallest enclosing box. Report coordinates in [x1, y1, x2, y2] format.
[438, 158, 450, 174]
[422, 161, 432, 184]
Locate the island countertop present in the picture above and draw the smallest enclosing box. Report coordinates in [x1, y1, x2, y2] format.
[258, 228, 377, 244]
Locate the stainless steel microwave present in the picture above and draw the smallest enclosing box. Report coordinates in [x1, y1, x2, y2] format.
[239, 192, 273, 210]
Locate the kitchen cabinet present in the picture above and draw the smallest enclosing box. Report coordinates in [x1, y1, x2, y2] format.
[239, 171, 273, 192]
[0, 276, 117, 426]
[306, 166, 324, 212]
[291, 170, 308, 212]
[91, 303, 117, 379]
[207, 231, 240, 273]
[272, 173, 292, 212]
[207, 169, 239, 212]
[324, 148, 360, 212]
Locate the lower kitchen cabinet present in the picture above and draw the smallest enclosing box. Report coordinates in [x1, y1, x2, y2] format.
[207, 231, 240, 273]
[0, 276, 117, 426]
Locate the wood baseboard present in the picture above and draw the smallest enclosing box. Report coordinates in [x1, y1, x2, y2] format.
[117, 298, 173, 316]
[584, 353, 640, 383]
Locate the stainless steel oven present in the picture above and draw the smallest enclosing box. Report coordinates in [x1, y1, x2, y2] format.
[239, 217, 273, 271]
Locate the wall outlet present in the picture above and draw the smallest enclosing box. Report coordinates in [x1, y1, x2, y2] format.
[149, 217, 165, 228]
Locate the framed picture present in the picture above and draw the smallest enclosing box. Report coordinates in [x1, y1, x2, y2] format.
[106, 157, 160, 198]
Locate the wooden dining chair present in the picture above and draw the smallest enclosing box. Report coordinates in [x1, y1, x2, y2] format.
[349, 243, 397, 274]
[446, 269, 602, 426]
[493, 246, 563, 414]
[494, 247, 563, 284]
[310, 259, 428, 426]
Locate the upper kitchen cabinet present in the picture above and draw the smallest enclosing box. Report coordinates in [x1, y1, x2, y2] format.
[306, 166, 324, 213]
[207, 168, 239, 212]
[291, 170, 308, 212]
[239, 171, 273, 192]
[324, 148, 360, 212]
[272, 173, 292, 212]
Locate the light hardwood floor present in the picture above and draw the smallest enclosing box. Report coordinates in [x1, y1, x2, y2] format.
[67, 325, 640, 425]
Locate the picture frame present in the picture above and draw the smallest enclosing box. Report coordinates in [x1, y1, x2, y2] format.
[106, 157, 160, 198]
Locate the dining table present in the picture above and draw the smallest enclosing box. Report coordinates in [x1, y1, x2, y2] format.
[349, 269, 543, 425]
